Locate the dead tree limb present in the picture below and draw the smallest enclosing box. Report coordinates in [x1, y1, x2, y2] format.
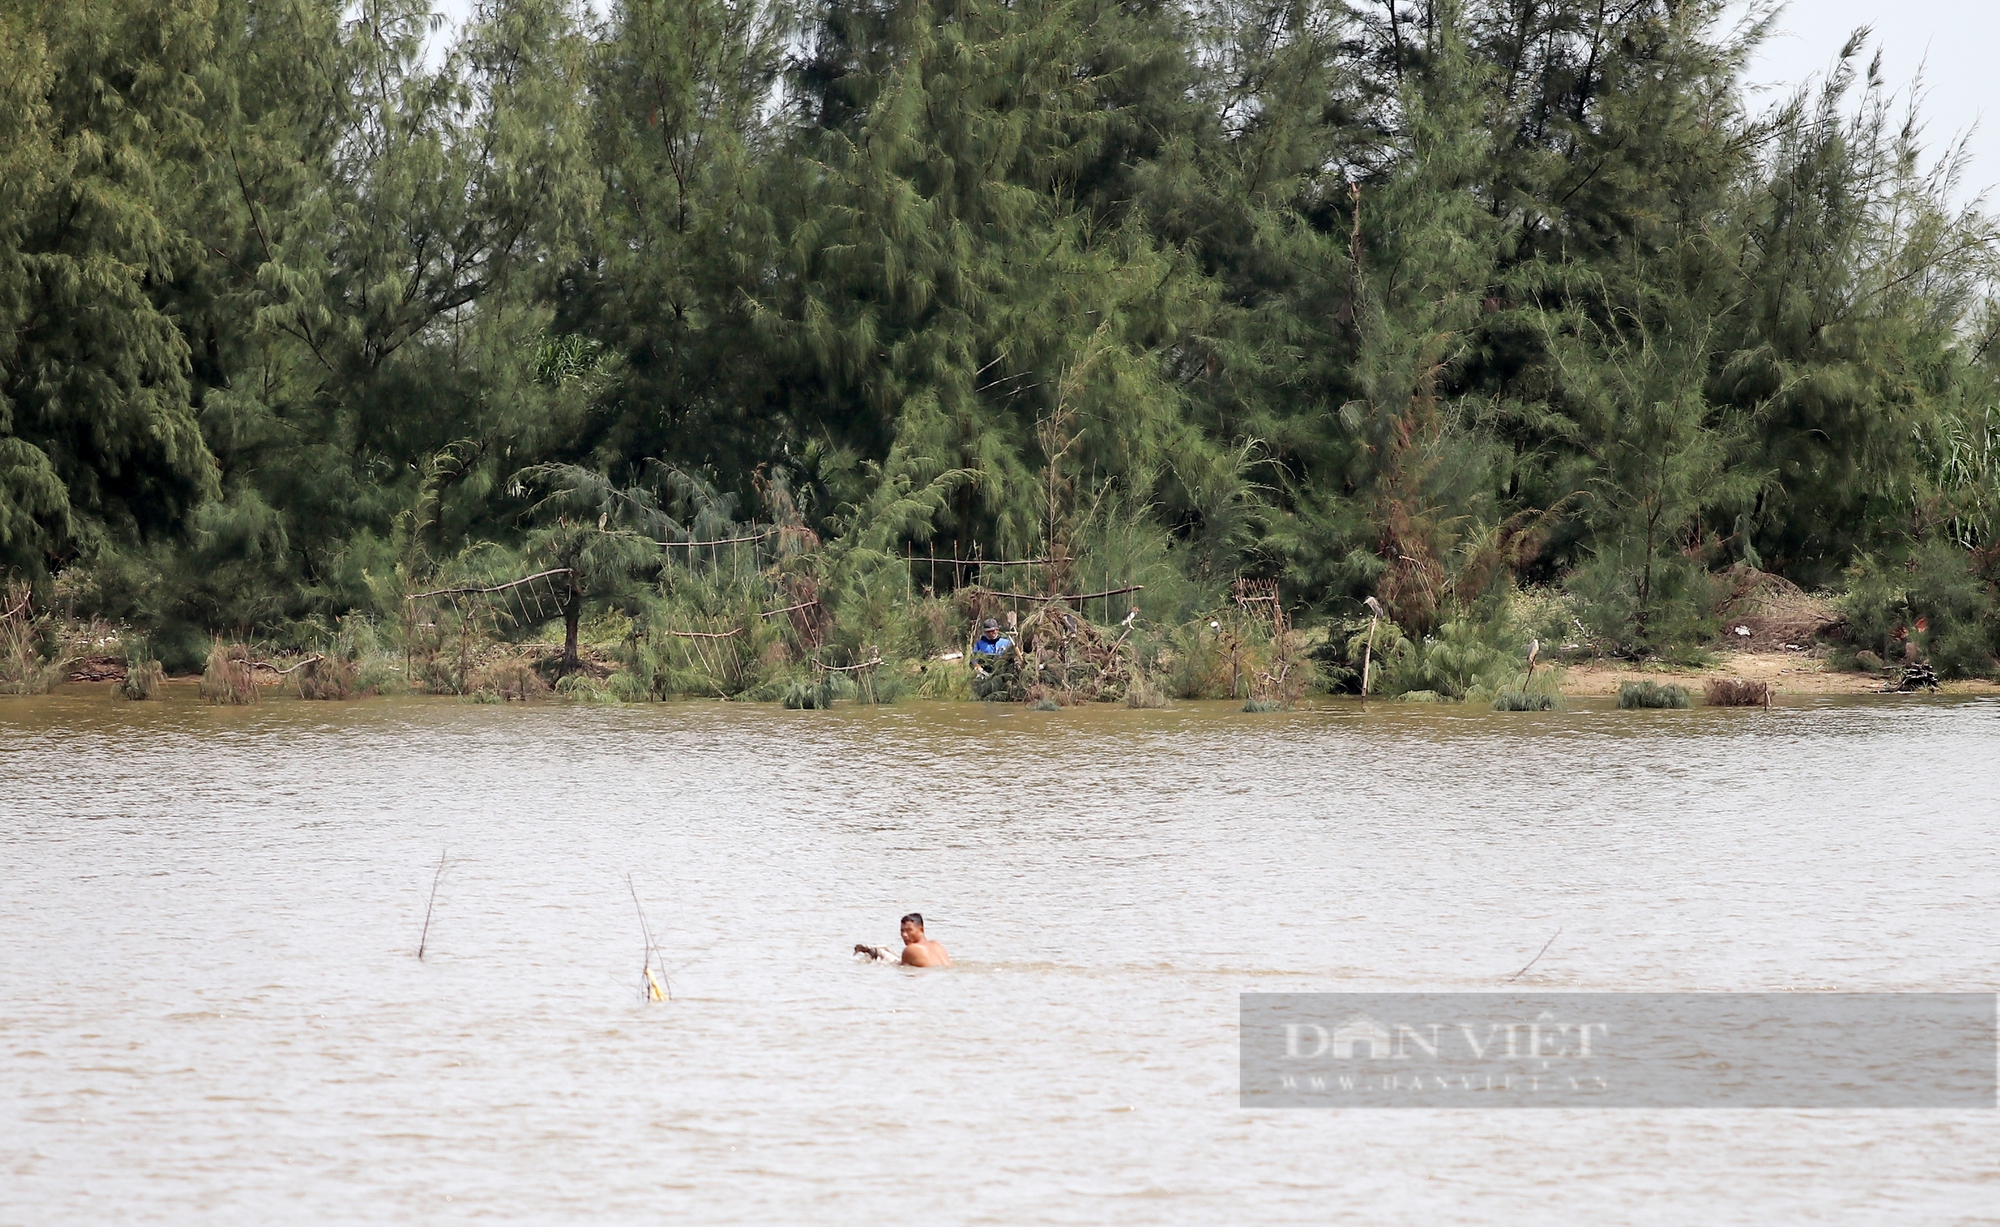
[406, 568, 573, 602]
[760, 599, 819, 618]
[968, 584, 1144, 603]
[252, 654, 325, 676]
[815, 654, 884, 673]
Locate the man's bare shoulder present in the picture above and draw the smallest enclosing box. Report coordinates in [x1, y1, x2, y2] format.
[902, 940, 951, 968]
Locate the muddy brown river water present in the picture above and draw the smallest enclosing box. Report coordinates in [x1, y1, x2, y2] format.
[3, 689, 1997, 1223]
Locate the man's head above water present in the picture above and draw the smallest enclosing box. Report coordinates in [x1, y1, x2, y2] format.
[899, 913, 950, 966]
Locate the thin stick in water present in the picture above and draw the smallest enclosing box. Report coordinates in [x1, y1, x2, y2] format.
[1505, 926, 1562, 982]
[628, 874, 667, 1001]
[417, 846, 447, 960]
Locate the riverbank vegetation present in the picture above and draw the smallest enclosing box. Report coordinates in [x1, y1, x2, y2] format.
[4, 0, 1998, 707]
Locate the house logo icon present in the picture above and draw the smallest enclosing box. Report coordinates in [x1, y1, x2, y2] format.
[1331, 1014, 1393, 1059]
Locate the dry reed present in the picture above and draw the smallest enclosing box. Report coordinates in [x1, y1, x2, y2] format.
[295, 655, 359, 700]
[1123, 675, 1169, 709]
[1703, 677, 1771, 707]
[199, 642, 260, 705]
[466, 656, 548, 701]
[0, 583, 63, 695]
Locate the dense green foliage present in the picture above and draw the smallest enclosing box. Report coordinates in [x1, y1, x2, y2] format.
[5, 0, 1999, 684]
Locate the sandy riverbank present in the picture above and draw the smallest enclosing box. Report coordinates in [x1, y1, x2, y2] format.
[1556, 650, 2000, 697]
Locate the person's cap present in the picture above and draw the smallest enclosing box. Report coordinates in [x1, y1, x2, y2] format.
[982, 618, 1000, 630]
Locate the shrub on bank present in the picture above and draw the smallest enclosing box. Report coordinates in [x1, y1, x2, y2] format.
[1371, 615, 1518, 702]
[1837, 543, 1998, 679]
[1617, 681, 1691, 709]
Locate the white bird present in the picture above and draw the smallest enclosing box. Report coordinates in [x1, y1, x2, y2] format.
[1364, 596, 1386, 619]
[1526, 637, 1540, 676]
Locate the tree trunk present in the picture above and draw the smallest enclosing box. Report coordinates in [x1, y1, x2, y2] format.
[562, 591, 581, 672]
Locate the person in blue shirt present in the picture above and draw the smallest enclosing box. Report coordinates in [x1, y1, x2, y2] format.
[971, 617, 1013, 656]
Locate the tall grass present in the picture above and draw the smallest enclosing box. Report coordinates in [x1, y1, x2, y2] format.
[0, 584, 64, 695]
[1124, 675, 1169, 708]
[119, 636, 165, 700]
[199, 642, 261, 704]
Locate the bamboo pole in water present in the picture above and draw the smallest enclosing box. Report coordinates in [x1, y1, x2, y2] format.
[627, 875, 667, 1002]
[417, 847, 447, 960]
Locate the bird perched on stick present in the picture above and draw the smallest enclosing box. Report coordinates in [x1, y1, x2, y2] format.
[1526, 637, 1540, 677]
[1364, 596, 1386, 619]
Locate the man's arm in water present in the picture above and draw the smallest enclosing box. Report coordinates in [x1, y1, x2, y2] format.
[901, 940, 951, 967]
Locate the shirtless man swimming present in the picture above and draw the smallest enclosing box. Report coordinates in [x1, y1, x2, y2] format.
[899, 913, 951, 968]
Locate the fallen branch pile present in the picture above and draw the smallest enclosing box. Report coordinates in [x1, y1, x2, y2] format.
[973, 603, 1139, 705]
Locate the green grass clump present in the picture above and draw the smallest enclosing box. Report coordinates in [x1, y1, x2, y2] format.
[1028, 695, 1061, 711]
[1492, 689, 1557, 711]
[1241, 696, 1280, 712]
[1617, 680, 1691, 709]
[119, 636, 165, 700]
[554, 673, 618, 703]
[782, 679, 833, 709]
